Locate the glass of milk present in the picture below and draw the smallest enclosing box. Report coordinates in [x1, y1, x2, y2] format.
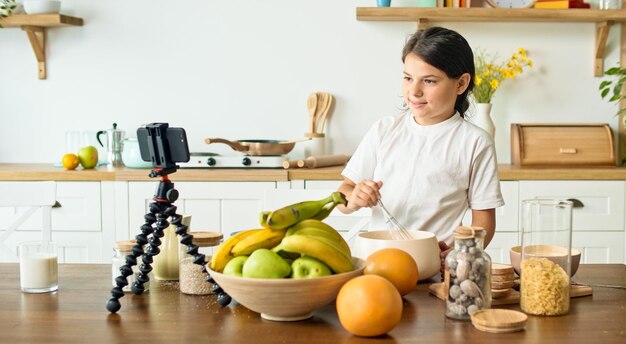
[18, 241, 59, 293]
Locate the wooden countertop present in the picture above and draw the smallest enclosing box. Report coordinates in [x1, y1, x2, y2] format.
[1, 163, 626, 181]
[0, 263, 624, 343]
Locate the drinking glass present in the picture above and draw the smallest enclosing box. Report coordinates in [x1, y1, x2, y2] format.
[18, 241, 59, 293]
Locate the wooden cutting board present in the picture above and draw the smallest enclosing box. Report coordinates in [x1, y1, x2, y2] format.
[428, 282, 593, 305]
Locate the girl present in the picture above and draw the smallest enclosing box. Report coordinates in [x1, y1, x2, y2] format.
[337, 27, 504, 269]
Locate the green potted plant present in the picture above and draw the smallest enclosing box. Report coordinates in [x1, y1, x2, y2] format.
[0, 0, 17, 28]
[599, 65, 626, 165]
[599, 66, 626, 116]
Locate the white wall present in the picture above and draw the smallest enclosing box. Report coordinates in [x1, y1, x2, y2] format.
[0, 0, 620, 164]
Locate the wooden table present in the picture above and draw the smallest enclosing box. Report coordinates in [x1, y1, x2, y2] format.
[0, 264, 624, 343]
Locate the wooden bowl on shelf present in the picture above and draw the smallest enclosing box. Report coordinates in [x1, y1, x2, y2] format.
[208, 257, 365, 322]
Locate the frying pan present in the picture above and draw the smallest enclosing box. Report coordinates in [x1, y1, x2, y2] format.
[205, 138, 310, 156]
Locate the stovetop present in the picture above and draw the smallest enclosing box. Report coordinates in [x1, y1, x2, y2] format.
[178, 152, 288, 169]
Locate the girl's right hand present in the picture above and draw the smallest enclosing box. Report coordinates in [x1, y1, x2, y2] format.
[346, 179, 382, 212]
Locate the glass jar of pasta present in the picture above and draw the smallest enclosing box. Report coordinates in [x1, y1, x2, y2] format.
[445, 226, 492, 320]
[520, 199, 573, 316]
[179, 231, 223, 295]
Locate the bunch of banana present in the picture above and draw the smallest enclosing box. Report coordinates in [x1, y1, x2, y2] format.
[210, 227, 287, 272]
[274, 219, 353, 274]
[263, 191, 347, 230]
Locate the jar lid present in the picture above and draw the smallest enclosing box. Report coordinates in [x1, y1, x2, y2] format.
[470, 309, 527, 333]
[454, 226, 485, 239]
[115, 240, 136, 251]
[189, 232, 223, 247]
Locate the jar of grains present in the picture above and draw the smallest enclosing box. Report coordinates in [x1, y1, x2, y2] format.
[445, 226, 492, 320]
[179, 231, 223, 295]
[520, 199, 573, 316]
[112, 240, 149, 292]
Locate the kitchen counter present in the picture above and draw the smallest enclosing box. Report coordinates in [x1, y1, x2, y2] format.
[1, 163, 626, 181]
[0, 264, 624, 343]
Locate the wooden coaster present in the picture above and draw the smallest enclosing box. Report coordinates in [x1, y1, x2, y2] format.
[492, 263, 514, 275]
[492, 280, 515, 290]
[492, 273, 515, 282]
[491, 288, 512, 299]
[471, 309, 527, 333]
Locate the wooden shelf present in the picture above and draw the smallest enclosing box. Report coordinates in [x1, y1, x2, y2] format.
[0, 14, 83, 79]
[356, 8, 626, 22]
[357, 7, 624, 76]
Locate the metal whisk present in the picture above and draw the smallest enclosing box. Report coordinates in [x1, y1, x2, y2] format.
[378, 200, 413, 240]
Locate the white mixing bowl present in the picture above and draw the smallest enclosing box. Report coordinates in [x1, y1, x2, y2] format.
[353, 230, 441, 281]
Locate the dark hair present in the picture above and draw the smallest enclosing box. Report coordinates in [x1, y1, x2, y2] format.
[402, 27, 475, 117]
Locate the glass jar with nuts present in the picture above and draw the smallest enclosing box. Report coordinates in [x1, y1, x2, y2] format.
[445, 226, 492, 320]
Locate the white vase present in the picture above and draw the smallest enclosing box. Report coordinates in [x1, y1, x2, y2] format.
[471, 103, 495, 140]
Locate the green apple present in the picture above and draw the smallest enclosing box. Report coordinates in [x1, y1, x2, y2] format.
[242, 249, 291, 279]
[77, 145, 99, 169]
[291, 256, 332, 279]
[223, 256, 248, 277]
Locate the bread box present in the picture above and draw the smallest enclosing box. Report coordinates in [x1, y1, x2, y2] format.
[510, 123, 615, 166]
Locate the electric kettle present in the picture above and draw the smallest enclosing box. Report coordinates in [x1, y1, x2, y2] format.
[97, 123, 125, 167]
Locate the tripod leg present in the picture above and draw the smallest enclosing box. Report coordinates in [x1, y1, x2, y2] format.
[106, 201, 165, 313]
[172, 211, 232, 306]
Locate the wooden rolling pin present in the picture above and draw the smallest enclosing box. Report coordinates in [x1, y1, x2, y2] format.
[282, 160, 300, 169]
[297, 154, 350, 168]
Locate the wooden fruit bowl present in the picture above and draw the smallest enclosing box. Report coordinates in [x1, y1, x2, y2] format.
[208, 257, 365, 322]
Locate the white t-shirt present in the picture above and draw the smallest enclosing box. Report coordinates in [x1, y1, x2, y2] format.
[342, 111, 504, 244]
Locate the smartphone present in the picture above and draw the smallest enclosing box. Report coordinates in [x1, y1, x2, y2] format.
[137, 124, 190, 167]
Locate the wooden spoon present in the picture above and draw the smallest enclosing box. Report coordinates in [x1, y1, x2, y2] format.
[307, 93, 318, 134]
[318, 93, 334, 134]
[313, 92, 329, 134]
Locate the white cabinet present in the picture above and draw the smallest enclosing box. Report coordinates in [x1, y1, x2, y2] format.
[519, 180, 626, 264]
[3, 177, 623, 264]
[127, 181, 277, 241]
[486, 232, 519, 265]
[0, 182, 105, 263]
[519, 181, 625, 232]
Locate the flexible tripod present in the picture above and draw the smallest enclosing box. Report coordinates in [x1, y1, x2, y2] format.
[105, 165, 231, 313]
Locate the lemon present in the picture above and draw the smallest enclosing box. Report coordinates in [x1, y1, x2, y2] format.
[62, 153, 80, 170]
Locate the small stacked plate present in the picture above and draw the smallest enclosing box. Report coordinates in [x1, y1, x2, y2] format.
[471, 309, 527, 333]
[491, 263, 515, 299]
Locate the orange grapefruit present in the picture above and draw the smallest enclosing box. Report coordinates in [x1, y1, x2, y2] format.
[336, 275, 402, 337]
[364, 248, 419, 296]
[61, 153, 80, 170]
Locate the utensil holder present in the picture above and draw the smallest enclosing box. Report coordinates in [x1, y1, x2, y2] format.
[303, 133, 325, 158]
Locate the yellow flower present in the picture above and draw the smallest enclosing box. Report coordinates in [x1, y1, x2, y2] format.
[472, 48, 533, 103]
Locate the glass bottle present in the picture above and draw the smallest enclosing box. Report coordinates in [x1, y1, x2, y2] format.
[152, 223, 181, 280]
[152, 214, 191, 281]
[520, 199, 572, 316]
[179, 232, 223, 295]
[445, 226, 492, 320]
[112, 240, 149, 292]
